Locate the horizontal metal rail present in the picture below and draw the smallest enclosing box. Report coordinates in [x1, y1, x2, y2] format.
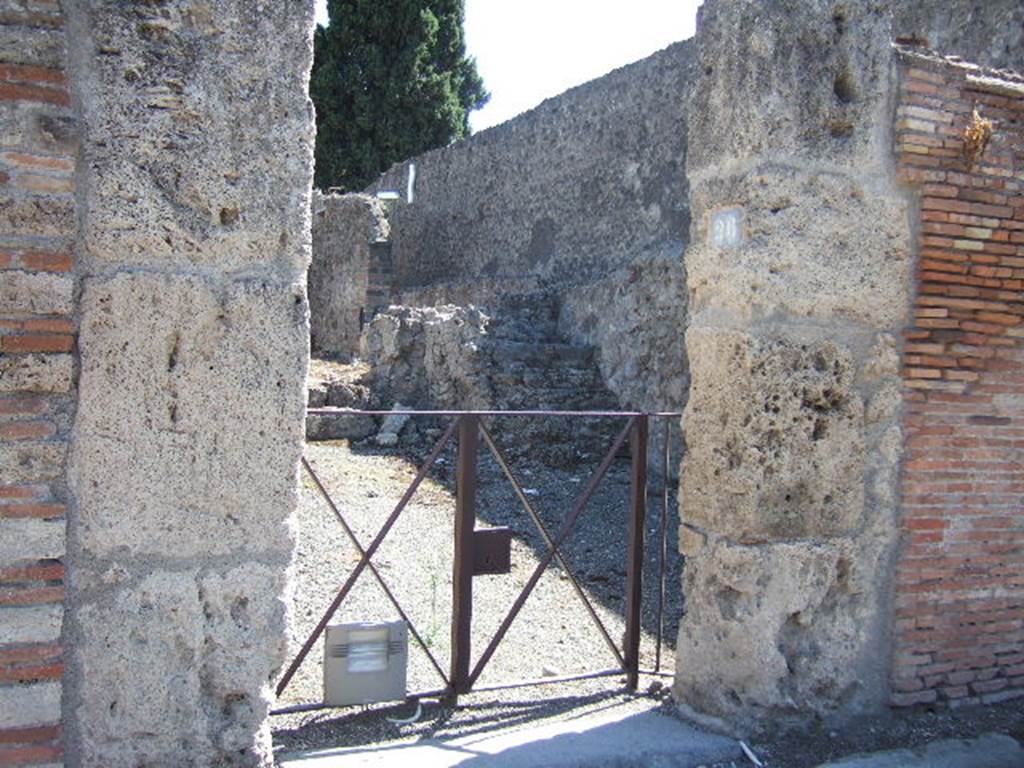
[269, 669, 672, 715]
[307, 408, 682, 418]
[466, 668, 623, 694]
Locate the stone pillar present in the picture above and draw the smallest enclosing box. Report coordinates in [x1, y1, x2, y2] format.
[675, 0, 913, 732]
[61, 2, 314, 765]
[309, 192, 390, 358]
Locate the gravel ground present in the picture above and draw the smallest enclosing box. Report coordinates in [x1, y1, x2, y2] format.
[271, 422, 682, 756]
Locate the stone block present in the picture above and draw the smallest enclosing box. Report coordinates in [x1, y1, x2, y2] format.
[688, 0, 896, 170]
[0, 604, 62, 644]
[675, 538, 872, 731]
[75, 0, 315, 273]
[687, 167, 911, 329]
[74, 566, 288, 767]
[0, 101, 76, 155]
[866, 381, 902, 426]
[893, 2, 1024, 72]
[0, 353, 72, 393]
[0, 26, 66, 68]
[70, 272, 307, 559]
[0, 440, 65, 482]
[62, 2, 315, 763]
[31, 110, 77, 155]
[681, 327, 865, 543]
[0, 269, 73, 315]
[362, 304, 493, 409]
[306, 413, 376, 442]
[0, 681, 61, 729]
[0, 516, 64, 563]
[197, 564, 289, 762]
[0, 194, 74, 237]
[73, 572, 209, 765]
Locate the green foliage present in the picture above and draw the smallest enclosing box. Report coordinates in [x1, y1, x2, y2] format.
[310, 0, 489, 191]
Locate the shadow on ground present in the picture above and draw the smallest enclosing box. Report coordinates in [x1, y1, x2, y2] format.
[275, 691, 740, 768]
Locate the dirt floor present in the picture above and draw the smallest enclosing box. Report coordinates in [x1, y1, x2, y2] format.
[715, 695, 1024, 767]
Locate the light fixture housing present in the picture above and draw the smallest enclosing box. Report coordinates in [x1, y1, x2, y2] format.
[323, 621, 408, 706]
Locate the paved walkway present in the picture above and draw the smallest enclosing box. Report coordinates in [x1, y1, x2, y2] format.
[279, 700, 1024, 768]
[278, 699, 741, 767]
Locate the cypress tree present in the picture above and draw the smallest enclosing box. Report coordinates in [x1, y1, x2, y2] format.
[310, 0, 489, 191]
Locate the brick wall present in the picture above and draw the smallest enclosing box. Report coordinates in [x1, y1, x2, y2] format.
[0, 1, 75, 764]
[892, 50, 1024, 708]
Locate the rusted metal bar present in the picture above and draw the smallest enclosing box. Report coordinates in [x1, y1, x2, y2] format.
[655, 417, 670, 673]
[465, 417, 637, 690]
[469, 668, 623, 694]
[275, 418, 458, 697]
[300, 456, 450, 689]
[269, 668, 666, 717]
[270, 688, 450, 716]
[478, 419, 625, 669]
[450, 414, 479, 701]
[624, 414, 648, 691]
[307, 408, 683, 418]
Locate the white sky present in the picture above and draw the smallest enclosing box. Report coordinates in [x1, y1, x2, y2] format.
[314, 1, 700, 133]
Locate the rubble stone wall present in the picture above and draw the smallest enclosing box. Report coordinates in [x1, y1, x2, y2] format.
[674, 0, 913, 734]
[346, 42, 694, 413]
[309, 192, 389, 357]
[59, 2, 315, 766]
[890, 52, 1024, 709]
[559, 246, 688, 414]
[0, 2, 76, 765]
[366, 39, 693, 294]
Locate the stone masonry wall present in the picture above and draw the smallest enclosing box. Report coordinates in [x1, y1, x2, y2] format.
[892, 1, 1024, 73]
[559, 245, 688, 414]
[60, 2, 315, 766]
[350, 42, 694, 414]
[675, 0, 913, 733]
[890, 52, 1024, 709]
[309, 191, 389, 357]
[366, 39, 693, 295]
[0, 2, 76, 765]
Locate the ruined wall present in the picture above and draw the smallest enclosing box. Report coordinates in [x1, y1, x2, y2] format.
[675, 0, 912, 733]
[367, 39, 693, 294]
[0, 2, 76, 764]
[61, 2, 315, 765]
[351, 41, 694, 412]
[892, 1, 1024, 73]
[891, 53, 1024, 708]
[559, 246, 688, 413]
[308, 192, 389, 357]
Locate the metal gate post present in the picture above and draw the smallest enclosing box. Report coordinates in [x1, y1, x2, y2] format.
[624, 414, 648, 691]
[450, 414, 479, 701]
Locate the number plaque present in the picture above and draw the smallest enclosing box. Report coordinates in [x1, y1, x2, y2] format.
[710, 207, 743, 248]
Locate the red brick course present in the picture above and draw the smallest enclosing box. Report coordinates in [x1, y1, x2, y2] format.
[0, 7, 73, 763]
[893, 52, 1024, 709]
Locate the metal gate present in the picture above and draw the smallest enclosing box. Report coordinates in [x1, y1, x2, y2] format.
[273, 408, 680, 713]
